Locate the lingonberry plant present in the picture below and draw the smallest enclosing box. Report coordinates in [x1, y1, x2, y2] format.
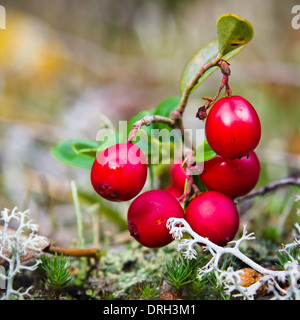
[53, 14, 257, 248]
[51, 13, 300, 299]
[89, 14, 259, 248]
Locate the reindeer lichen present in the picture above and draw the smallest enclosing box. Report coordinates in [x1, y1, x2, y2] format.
[0, 207, 49, 300]
[167, 195, 300, 300]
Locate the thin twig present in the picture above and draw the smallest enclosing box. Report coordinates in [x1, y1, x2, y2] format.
[174, 53, 223, 119]
[44, 246, 100, 258]
[177, 149, 202, 203]
[197, 74, 231, 120]
[127, 115, 175, 142]
[235, 177, 300, 203]
[126, 53, 223, 147]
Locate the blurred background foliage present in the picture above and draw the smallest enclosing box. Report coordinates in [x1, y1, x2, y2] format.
[0, 0, 300, 248]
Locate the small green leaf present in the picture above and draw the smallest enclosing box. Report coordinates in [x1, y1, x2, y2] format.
[217, 14, 254, 55]
[127, 108, 156, 137]
[127, 97, 179, 136]
[51, 139, 100, 169]
[194, 140, 217, 162]
[126, 97, 180, 161]
[72, 142, 98, 157]
[153, 96, 180, 131]
[180, 39, 245, 94]
[180, 14, 253, 94]
[133, 128, 156, 160]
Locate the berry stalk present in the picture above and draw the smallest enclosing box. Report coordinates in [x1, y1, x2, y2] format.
[196, 59, 232, 121]
[127, 54, 227, 145]
[174, 53, 223, 120]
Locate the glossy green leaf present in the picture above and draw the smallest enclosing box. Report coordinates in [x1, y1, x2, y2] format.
[134, 128, 156, 161]
[127, 97, 179, 136]
[154, 96, 180, 116]
[126, 108, 157, 162]
[127, 108, 156, 137]
[193, 140, 217, 162]
[180, 14, 253, 94]
[153, 96, 180, 131]
[217, 13, 254, 55]
[72, 142, 98, 157]
[180, 39, 245, 94]
[126, 97, 180, 162]
[51, 139, 100, 169]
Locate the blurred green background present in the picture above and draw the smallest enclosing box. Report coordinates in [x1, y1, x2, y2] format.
[0, 0, 299, 247]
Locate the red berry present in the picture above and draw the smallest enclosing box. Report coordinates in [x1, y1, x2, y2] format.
[127, 190, 185, 248]
[185, 191, 239, 246]
[205, 96, 261, 158]
[200, 152, 260, 198]
[170, 161, 186, 191]
[165, 161, 186, 197]
[90, 143, 147, 201]
[165, 185, 182, 198]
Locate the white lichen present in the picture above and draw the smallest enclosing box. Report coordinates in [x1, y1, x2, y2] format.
[0, 207, 49, 300]
[167, 195, 300, 300]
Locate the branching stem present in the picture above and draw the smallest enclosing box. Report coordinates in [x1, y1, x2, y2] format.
[197, 62, 231, 120]
[235, 177, 300, 203]
[127, 115, 175, 143]
[174, 53, 222, 119]
[177, 149, 202, 202]
[127, 54, 224, 144]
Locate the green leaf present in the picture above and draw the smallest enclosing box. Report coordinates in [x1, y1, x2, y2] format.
[134, 128, 157, 161]
[126, 97, 180, 162]
[127, 96, 179, 136]
[217, 13, 254, 55]
[72, 142, 97, 157]
[153, 96, 180, 131]
[127, 108, 156, 137]
[51, 139, 100, 169]
[180, 39, 245, 94]
[180, 14, 253, 94]
[194, 140, 217, 162]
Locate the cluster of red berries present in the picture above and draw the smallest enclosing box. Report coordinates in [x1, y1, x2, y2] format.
[90, 143, 183, 248]
[90, 95, 261, 248]
[167, 96, 261, 246]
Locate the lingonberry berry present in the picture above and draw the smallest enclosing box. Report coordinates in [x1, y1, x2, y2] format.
[170, 161, 186, 192]
[127, 190, 185, 248]
[165, 161, 186, 197]
[205, 96, 261, 158]
[90, 143, 147, 201]
[200, 151, 260, 198]
[165, 185, 182, 198]
[185, 191, 239, 246]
